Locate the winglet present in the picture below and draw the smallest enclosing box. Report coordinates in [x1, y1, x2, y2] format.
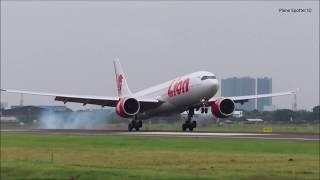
[113, 58, 132, 97]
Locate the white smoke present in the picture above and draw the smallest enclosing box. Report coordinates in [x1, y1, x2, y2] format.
[38, 109, 115, 129]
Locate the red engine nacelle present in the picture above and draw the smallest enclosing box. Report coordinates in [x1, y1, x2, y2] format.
[211, 98, 235, 118]
[116, 97, 140, 118]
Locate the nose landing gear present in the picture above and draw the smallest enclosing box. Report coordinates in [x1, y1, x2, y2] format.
[200, 107, 208, 114]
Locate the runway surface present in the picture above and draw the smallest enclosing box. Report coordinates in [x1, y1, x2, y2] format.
[1, 129, 319, 141]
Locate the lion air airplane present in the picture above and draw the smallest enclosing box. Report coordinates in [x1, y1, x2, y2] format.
[1, 59, 294, 131]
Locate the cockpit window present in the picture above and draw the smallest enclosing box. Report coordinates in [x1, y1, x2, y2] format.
[201, 76, 216, 80]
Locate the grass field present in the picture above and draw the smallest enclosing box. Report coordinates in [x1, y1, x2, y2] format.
[1, 133, 319, 180]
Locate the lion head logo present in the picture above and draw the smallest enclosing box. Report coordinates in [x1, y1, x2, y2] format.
[116, 74, 123, 96]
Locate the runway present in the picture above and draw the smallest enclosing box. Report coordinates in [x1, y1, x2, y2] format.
[1, 129, 319, 141]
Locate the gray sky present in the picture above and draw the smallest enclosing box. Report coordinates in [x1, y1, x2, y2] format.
[1, 1, 319, 110]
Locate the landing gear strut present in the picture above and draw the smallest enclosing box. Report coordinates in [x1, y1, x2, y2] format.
[200, 99, 209, 114]
[182, 108, 197, 132]
[128, 116, 143, 131]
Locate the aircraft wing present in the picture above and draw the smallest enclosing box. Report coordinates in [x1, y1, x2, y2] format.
[0, 89, 159, 107]
[209, 91, 295, 104]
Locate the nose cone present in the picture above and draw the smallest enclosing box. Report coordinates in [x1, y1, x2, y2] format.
[198, 72, 219, 97]
[210, 79, 219, 95]
[203, 78, 219, 96]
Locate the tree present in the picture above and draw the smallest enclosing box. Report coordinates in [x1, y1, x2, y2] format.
[312, 105, 319, 114]
[273, 109, 294, 122]
[309, 105, 320, 122]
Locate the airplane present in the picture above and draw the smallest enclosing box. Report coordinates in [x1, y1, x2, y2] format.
[1, 59, 295, 131]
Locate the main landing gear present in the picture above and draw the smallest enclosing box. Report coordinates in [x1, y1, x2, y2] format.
[128, 116, 143, 131]
[182, 108, 197, 132]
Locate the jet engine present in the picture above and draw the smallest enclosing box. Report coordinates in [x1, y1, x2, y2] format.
[211, 98, 235, 118]
[116, 97, 140, 118]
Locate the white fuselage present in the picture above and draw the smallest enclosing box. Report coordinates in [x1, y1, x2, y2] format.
[134, 71, 219, 119]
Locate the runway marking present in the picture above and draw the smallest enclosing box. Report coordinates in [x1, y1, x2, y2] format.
[227, 137, 319, 141]
[116, 132, 278, 136]
[1, 129, 319, 141]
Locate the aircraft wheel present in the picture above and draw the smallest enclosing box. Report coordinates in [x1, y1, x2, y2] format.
[182, 123, 187, 131]
[128, 123, 133, 131]
[138, 120, 143, 128]
[192, 121, 197, 128]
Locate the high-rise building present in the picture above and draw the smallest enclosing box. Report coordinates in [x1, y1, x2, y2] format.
[257, 77, 272, 111]
[221, 77, 256, 111]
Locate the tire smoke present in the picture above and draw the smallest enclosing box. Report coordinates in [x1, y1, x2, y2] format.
[38, 109, 115, 129]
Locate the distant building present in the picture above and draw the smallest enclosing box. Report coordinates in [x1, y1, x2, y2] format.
[10, 105, 71, 112]
[257, 77, 272, 111]
[0, 116, 18, 123]
[221, 77, 256, 111]
[232, 110, 243, 118]
[245, 118, 264, 124]
[36, 106, 72, 112]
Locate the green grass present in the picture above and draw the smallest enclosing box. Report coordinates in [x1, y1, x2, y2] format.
[1, 133, 319, 179]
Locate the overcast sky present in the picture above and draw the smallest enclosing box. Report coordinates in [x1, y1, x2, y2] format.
[1, 1, 319, 110]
